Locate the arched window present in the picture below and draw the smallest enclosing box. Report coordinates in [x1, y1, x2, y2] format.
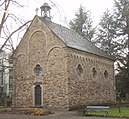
[104, 70, 108, 79]
[34, 64, 43, 76]
[92, 68, 97, 78]
[76, 64, 83, 76]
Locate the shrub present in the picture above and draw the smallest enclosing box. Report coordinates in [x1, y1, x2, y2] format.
[24, 108, 48, 116]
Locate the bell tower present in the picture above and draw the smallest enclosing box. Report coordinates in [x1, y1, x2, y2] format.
[40, 3, 51, 21]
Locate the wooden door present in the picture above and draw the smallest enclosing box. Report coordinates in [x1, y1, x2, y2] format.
[35, 85, 41, 107]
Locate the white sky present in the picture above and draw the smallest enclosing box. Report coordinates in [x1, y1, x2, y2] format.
[18, 0, 114, 27]
[0, 0, 114, 48]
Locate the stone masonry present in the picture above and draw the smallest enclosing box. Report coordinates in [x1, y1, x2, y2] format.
[67, 48, 116, 109]
[12, 15, 116, 110]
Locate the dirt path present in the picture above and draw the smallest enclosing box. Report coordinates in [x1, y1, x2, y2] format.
[0, 111, 125, 119]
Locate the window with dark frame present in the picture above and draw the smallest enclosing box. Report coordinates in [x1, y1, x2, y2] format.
[76, 64, 83, 76]
[92, 67, 97, 78]
[104, 70, 108, 79]
[34, 64, 43, 76]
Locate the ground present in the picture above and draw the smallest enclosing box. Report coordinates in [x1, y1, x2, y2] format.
[0, 110, 125, 119]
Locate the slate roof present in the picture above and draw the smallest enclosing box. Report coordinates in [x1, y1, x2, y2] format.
[39, 17, 114, 60]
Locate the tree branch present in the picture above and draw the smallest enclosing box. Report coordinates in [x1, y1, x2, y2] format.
[0, 1, 5, 6]
[11, 0, 25, 7]
[0, 0, 10, 36]
[0, 20, 31, 51]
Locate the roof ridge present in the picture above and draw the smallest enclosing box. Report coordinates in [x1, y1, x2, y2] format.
[38, 16, 115, 61]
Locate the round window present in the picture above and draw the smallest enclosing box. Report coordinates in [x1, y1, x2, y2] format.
[34, 64, 43, 76]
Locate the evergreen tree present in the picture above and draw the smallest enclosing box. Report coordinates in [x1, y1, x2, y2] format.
[114, 0, 129, 100]
[96, 0, 129, 101]
[95, 10, 119, 56]
[69, 5, 95, 41]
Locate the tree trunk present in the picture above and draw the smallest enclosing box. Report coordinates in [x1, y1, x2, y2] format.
[127, 31, 129, 102]
[126, 92, 129, 102]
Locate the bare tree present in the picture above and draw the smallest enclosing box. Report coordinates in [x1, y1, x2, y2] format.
[0, 0, 31, 52]
[0, 0, 31, 107]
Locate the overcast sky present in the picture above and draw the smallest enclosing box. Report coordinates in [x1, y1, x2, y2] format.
[0, 0, 114, 48]
[18, 0, 114, 26]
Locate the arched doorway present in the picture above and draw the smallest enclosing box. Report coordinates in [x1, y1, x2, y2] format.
[35, 85, 41, 107]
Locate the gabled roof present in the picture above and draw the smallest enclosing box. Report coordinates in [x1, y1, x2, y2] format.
[39, 17, 114, 60]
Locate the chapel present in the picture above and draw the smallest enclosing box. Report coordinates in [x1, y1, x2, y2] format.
[12, 3, 116, 110]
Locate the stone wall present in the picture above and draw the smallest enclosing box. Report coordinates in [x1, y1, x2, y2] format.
[67, 48, 116, 109]
[13, 16, 69, 110]
[12, 16, 116, 110]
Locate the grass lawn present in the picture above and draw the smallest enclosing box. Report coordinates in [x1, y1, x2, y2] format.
[85, 107, 129, 118]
